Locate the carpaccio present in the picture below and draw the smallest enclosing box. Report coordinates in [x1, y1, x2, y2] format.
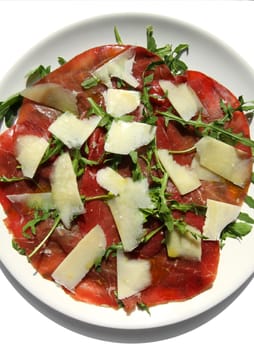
[0, 41, 252, 314]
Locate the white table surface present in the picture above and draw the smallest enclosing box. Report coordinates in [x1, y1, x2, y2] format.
[0, 1, 253, 349]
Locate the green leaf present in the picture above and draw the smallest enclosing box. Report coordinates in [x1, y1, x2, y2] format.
[161, 110, 254, 149]
[221, 221, 252, 242]
[141, 86, 156, 124]
[81, 76, 100, 89]
[103, 153, 123, 170]
[238, 212, 254, 224]
[116, 79, 127, 88]
[114, 26, 123, 45]
[129, 150, 143, 181]
[118, 115, 135, 122]
[25, 64, 51, 87]
[28, 213, 61, 259]
[87, 97, 106, 117]
[146, 26, 188, 75]
[164, 43, 189, 75]
[12, 240, 26, 255]
[71, 148, 100, 177]
[146, 25, 157, 52]
[170, 200, 206, 215]
[58, 56, 66, 66]
[141, 224, 164, 243]
[40, 136, 64, 165]
[95, 242, 123, 270]
[0, 93, 23, 127]
[149, 173, 174, 232]
[137, 302, 151, 315]
[22, 209, 53, 237]
[86, 97, 115, 130]
[244, 194, 254, 209]
[143, 73, 154, 85]
[84, 192, 115, 203]
[0, 175, 26, 183]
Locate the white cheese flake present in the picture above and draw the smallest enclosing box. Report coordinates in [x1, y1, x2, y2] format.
[117, 250, 151, 299]
[93, 49, 139, 88]
[48, 112, 101, 149]
[21, 83, 78, 115]
[52, 225, 106, 291]
[50, 152, 84, 228]
[97, 167, 154, 251]
[15, 135, 49, 178]
[105, 120, 156, 155]
[195, 136, 252, 187]
[191, 154, 222, 182]
[203, 199, 241, 240]
[159, 80, 202, 121]
[157, 149, 201, 195]
[96, 167, 126, 195]
[166, 224, 202, 261]
[103, 88, 140, 117]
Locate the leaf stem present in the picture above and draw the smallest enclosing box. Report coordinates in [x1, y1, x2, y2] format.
[28, 215, 61, 259]
[161, 110, 254, 148]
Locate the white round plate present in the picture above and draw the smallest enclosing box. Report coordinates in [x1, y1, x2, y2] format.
[0, 13, 253, 330]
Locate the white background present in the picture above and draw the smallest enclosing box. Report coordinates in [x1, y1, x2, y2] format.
[0, 1, 253, 349]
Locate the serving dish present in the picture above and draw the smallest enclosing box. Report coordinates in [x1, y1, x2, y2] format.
[0, 13, 253, 329]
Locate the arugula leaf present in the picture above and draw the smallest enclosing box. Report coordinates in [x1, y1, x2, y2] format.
[220, 221, 252, 243]
[244, 194, 254, 209]
[148, 173, 174, 232]
[221, 95, 254, 116]
[169, 200, 206, 215]
[141, 86, 157, 125]
[28, 212, 61, 259]
[129, 150, 143, 181]
[114, 26, 123, 45]
[0, 93, 23, 127]
[114, 291, 125, 309]
[0, 175, 26, 183]
[137, 302, 151, 315]
[103, 153, 123, 170]
[87, 97, 106, 117]
[40, 136, 64, 164]
[84, 193, 115, 203]
[146, 25, 157, 52]
[143, 73, 154, 85]
[146, 26, 188, 75]
[81, 76, 100, 89]
[238, 212, 254, 224]
[161, 110, 254, 149]
[105, 242, 123, 259]
[87, 97, 115, 130]
[220, 206, 254, 245]
[140, 224, 164, 244]
[71, 147, 99, 177]
[95, 242, 123, 270]
[22, 208, 54, 237]
[58, 56, 66, 66]
[12, 240, 26, 255]
[163, 44, 189, 76]
[25, 64, 51, 87]
[116, 79, 127, 88]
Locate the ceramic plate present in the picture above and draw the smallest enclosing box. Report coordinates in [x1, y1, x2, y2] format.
[0, 13, 253, 329]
